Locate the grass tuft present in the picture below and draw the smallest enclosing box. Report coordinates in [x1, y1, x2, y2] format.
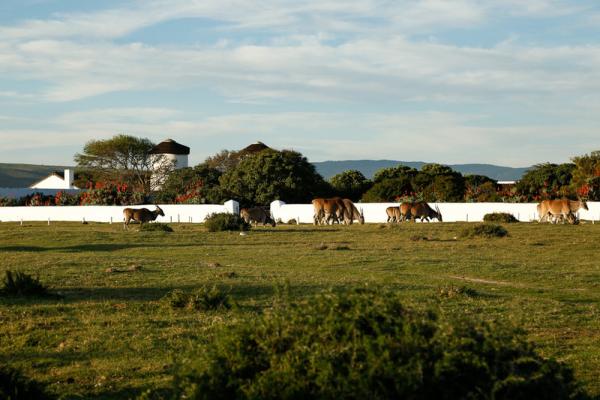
[438, 285, 479, 298]
[483, 212, 518, 223]
[460, 223, 508, 238]
[140, 223, 173, 232]
[0, 270, 50, 298]
[204, 213, 250, 232]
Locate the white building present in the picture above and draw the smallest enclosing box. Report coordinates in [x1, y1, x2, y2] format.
[149, 139, 190, 169]
[30, 169, 79, 190]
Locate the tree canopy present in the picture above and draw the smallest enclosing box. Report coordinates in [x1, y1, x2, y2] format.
[74, 134, 171, 192]
[329, 170, 372, 201]
[219, 149, 330, 206]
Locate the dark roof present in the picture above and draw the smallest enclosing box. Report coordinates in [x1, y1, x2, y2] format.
[240, 141, 271, 154]
[149, 139, 190, 155]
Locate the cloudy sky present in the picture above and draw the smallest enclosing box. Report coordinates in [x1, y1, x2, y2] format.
[1, 0, 600, 167]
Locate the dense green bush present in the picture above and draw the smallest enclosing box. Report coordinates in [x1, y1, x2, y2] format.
[204, 213, 250, 232]
[162, 286, 231, 311]
[172, 290, 585, 400]
[140, 223, 173, 232]
[0, 270, 50, 297]
[484, 212, 519, 223]
[461, 223, 509, 238]
[0, 366, 55, 399]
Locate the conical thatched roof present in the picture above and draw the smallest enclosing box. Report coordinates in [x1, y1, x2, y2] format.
[149, 139, 190, 155]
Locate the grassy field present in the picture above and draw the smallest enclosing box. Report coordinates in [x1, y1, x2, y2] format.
[1, 221, 599, 399]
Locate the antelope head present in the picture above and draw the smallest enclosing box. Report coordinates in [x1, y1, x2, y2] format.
[435, 205, 443, 222]
[155, 205, 165, 217]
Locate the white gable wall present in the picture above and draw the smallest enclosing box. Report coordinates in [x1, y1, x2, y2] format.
[31, 175, 71, 189]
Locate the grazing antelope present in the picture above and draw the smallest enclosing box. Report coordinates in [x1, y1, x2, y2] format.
[386, 206, 401, 223]
[123, 205, 165, 229]
[537, 199, 587, 224]
[240, 207, 276, 227]
[410, 202, 442, 222]
[312, 197, 352, 225]
[399, 202, 413, 222]
[342, 199, 364, 225]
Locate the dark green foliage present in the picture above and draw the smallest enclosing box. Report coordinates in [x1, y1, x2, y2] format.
[516, 163, 576, 200]
[188, 286, 231, 311]
[0, 366, 55, 400]
[162, 286, 231, 311]
[0, 270, 50, 297]
[461, 223, 509, 238]
[172, 290, 585, 400]
[465, 175, 500, 202]
[372, 165, 417, 183]
[329, 169, 372, 201]
[204, 213, 250, 232]
[140, 223, 174, 232]
[219, 149, 330, 205]
[571, 151, 600, 200]
[361, 176, 414, 202]
[154, 163, 224, 204]
[484, 212, 519, 223]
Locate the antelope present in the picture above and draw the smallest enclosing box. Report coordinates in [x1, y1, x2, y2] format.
[311, 197, 348, 225]
[123, 205, 165, 229]
[240, 207, 276, 227]
[410, 202, 442, 222]
[399, 202, 413, 222]
[537, 199, 587, 224]
[342, 199, 364, 225]
[386, 206, 401, 223]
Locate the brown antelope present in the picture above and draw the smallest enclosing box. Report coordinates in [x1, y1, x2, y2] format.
[537, 199, 587, 224]
[312, 197, 349, 225]
[399, 202, 413, 222]
[410, 202, 442, 222]
[386, 206, 401, 223]
[342, 199, 364, 225]
[240, 207, 276, 227]
[123, 205, 165, 229]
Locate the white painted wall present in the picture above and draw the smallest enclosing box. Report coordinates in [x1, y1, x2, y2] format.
[270, 201, 600, 224]
[0, 201, 239, 223]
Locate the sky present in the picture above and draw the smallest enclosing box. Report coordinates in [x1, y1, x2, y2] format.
[1, 0, 600, 167]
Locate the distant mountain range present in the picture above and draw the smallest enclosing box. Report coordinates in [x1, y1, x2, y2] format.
[312, 160, 530, 181]
[0, 160, 529, 188]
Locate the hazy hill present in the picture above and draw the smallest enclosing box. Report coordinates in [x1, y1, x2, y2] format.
[0, 163, 71, 188]
[0, 160, 529, 188]
[312, 160, 530, 181]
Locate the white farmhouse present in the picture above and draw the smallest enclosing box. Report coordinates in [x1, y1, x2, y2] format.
[30, 169, 79, 190]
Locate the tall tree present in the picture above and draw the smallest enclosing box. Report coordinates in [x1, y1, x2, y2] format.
[74, 134, 171, 192]
[329, 170, 372, 201]
[571, 150, 600, 200]
[219, 149, 330, 206]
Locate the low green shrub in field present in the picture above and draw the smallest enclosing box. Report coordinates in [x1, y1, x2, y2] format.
[0, 270, 50, 297]
[204, 213, 250, 232]
[163, 286, 231, 311]
[461, 223, 508, 238]
[140, 223, 173, 232]
[483, 212, 519, 223]
[171, 290, 586, 400]
[438, 285, 479, 298]
[0, 366, 55, 400]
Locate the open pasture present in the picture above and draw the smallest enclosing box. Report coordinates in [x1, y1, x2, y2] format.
[1, 221, 599, 399]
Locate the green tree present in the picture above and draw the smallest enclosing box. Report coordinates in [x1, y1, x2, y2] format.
[74, 134, 170, 192]
[414, 164, 465, 202]
[329, 170, 371, 201]
[571, 150, 600, 200]
[464, 175, 499, 202]
[373, 165, 417, 183]
[219, 149, 330, 206]
[155, 163, 224, 204]
[516, 163, 575, 200]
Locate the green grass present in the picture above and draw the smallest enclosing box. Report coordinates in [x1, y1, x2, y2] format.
[0, 221, 599, 399]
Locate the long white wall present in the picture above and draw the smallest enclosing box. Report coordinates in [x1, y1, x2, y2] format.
[0, 200, 239, 224]
[270, 201, 600, 223]
[2, 200, 599, 224]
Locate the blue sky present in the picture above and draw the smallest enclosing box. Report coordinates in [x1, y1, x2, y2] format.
[1, 0, 600, 167]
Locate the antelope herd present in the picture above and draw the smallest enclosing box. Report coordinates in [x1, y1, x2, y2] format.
[120, 198, 590, 228]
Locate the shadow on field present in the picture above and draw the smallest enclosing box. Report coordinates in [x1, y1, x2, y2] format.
[1, 243, 200, 252]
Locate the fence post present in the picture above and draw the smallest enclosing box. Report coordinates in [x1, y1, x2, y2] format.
[47, 218, 50, 226]
[20, 218, 23, 226]
[170, 216, 173, 223]
[466, 214, 468, 222]
[177, 214, 180, 223]
[110, 217, 113, 224]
